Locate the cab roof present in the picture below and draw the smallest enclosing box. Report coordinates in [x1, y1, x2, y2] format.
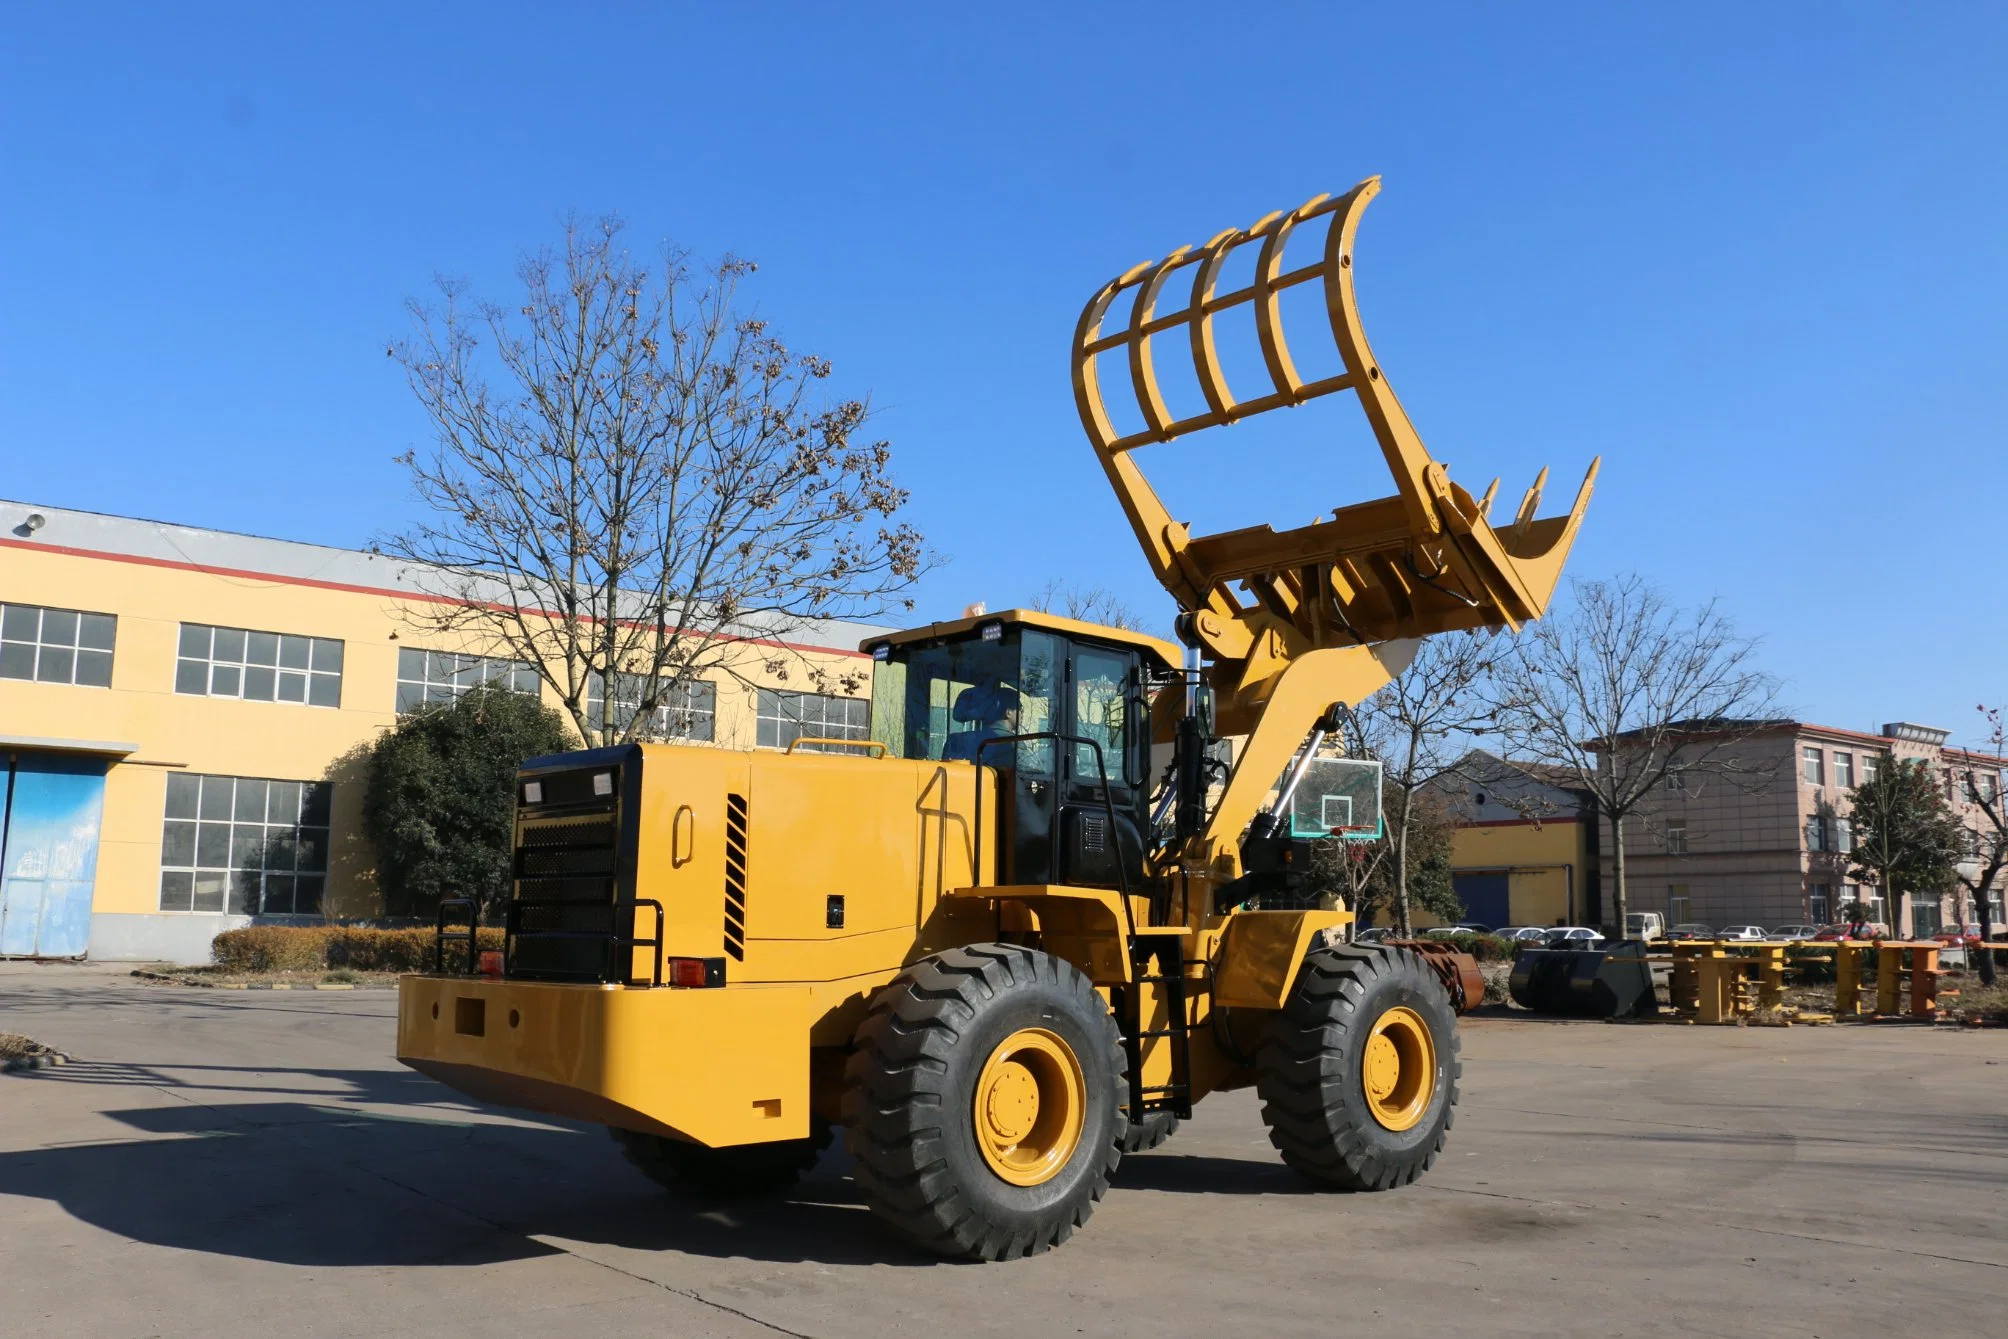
[862, 607, 1183, 674]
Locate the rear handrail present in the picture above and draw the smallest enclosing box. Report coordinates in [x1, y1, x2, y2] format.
[503, 896, 665, 987]
[434, 897, 480, 975]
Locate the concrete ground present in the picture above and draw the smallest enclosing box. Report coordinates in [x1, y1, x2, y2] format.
[1, 961, 2002, 1339]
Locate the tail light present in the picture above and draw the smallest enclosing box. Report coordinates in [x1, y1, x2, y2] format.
[666, 957, 726, 988]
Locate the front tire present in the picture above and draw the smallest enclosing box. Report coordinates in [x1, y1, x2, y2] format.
[1257, 945, 1460, 1190]
[844, 943, 1127, 1260]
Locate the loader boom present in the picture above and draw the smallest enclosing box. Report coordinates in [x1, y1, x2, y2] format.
[1071, 176, 1597, 889]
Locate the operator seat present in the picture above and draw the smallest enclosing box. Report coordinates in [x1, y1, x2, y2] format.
[942, 679, 1021, 762]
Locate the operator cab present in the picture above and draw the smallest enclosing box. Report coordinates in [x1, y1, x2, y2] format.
[864, 610, 1182, 892]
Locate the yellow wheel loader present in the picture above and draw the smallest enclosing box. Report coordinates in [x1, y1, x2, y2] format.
[397, 177, 1597, 1260]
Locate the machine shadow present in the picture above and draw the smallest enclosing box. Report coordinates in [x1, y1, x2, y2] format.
[1111, 1150, 1310, 1196]
[0, 1094, 938, 1270]
[1, 1061, 1317, 1272]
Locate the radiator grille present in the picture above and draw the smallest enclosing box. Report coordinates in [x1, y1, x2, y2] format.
[509, 768, 623, 981]
[723, 792, 748, 961]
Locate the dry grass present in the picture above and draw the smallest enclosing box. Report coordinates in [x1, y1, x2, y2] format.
[0, 1031, 56, 1062]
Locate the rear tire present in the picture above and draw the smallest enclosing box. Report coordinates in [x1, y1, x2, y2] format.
[1120, 1110, 1181, 1153]
[1257, 945, 1460, 1190]
[611, 1125, 830, 1197]
[844, 943, 1126, 1260]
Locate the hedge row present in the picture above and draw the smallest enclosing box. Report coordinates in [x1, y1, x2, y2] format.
[1411, 932, 1518, 963]
[212, 925, 504, 973]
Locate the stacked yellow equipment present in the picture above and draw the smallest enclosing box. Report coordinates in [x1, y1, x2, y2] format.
[396, 177, 1596, 1260]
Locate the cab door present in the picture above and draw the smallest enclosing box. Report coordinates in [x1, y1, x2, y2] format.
[1055, 644, 1145, 889]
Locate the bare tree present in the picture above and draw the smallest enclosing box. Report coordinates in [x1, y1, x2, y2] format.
[382, 217, 929, 747]
[1029, 579, 1158, 635]
[1952, 706, 2007, 985]
[1490, 574, 1782, 935]
[1351, 632, 1496, 936]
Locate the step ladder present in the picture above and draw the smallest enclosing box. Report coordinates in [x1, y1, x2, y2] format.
[1123, 934, 1194, 1123]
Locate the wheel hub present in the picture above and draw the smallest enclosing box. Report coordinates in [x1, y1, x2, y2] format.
[982, 1061, 1040, 1142]
[972, 1027, 1087, 1186]
[1361, 1005, 1437, 1132]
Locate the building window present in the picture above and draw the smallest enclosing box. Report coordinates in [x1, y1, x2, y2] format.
[1963, 826, 1983, 857]
[159, 773, 332, 915]
[1802, 746, 1824, 786]
[397, 648, 539, 713]
[176, 624, 343, 707]
[756, 688, 869, 750]
[1809, 885, 1832, 923]
[0, 602, 116, 686]
[1862, 755, 1881, 783]
[587, 672, 717, 742]
[1804, 814, 1828, 852]
[1668, 885, 1691, 923]
[1833, 752, 1853, 790]
[1665, 819, 1687, 855]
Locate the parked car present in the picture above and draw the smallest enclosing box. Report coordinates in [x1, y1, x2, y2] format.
[1541, 926, 1605, 947]
[1717, 925, 1767, 941]
[1452, 921, 1494, 934]
[1353, 927, 1394, 944]
[1933, 926, 1983, 949]
[1665, 923, 1716, 941]
[1768, 924, 1818, 941]
[1493, 926, 1552, 942]
[1419, 926, 1470, 940]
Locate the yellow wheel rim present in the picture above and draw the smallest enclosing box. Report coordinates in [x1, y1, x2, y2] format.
[1361, 1005, 1437, 1132]
[972, 1027, 1086, 1186]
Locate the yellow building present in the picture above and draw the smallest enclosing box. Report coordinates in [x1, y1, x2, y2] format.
[0, 498, 886, 963]
[1416, 752, 1601, 931]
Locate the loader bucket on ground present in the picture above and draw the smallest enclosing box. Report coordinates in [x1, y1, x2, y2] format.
[1071, 177, 1598, 656]
[1508, 942, 1656, 1019]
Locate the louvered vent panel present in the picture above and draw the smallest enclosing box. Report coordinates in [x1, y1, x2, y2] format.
[723, 792, 749, 961]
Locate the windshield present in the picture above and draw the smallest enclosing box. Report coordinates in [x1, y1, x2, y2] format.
[871, 630, 1057, 772]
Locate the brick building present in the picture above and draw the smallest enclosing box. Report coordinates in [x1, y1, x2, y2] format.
[1596, 720, 2004, 935]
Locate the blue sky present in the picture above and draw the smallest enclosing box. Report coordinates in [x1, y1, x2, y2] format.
[4, 3, 2003, 743]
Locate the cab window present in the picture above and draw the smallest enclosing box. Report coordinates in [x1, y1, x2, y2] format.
[1070, 646, 1130, 785]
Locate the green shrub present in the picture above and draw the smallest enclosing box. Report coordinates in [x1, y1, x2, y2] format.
[214, 924, 504, 973]
[363, 684, 572, 920]
[325, 926, 503, 972]
[1787, 948, 1838, 984]
[212, 926, 332, 972]
[1410, 932, 1516, 962]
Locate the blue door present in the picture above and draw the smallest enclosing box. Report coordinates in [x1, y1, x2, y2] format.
[0, 753, 108, 958]
[1453, 871, 1511, 931]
